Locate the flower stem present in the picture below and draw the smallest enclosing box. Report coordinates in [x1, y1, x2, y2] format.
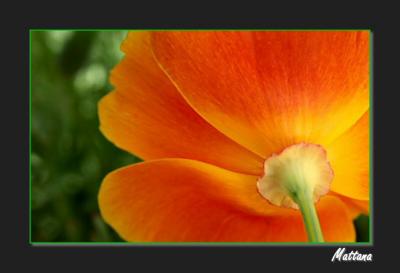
[292, 191, 324, 243]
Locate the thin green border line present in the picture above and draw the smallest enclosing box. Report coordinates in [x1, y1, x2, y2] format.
[29, 29, 373, 246]
[30, 28, 372, 31]
[31, 242, 372, 246]
[29, 29, 32, 244]
[369, 31, 374, 244]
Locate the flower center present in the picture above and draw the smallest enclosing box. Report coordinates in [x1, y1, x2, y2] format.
[257, 143, 334, 209]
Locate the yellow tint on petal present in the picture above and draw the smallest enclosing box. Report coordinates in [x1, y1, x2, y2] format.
[151, 31, 369, 158]
[332, 193, 370, 219]
[327, 111, 369, 200]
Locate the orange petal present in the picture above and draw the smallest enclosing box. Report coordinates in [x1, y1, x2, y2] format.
[98, 32, 263, 175]
[332, 193, 370, 218]
[99, 159, 355, 242]
[327, 111, 369, 200]
[152, 31, 370, 157]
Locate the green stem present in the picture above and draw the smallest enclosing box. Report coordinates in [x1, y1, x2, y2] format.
[292, 191, 324, 243]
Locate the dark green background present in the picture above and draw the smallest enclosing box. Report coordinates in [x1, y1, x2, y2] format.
[30, 30, 369, 242]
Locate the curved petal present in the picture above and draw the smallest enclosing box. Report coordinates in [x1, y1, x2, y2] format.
[151, 31, 370, 157]
[327, 111, 369, 200]
[99, 159, 355, 242]
[99, 32, 263, 175]
[333, 193, 370, 218]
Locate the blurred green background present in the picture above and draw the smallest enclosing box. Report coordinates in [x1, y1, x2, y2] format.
[30, 30, 370, 242]
[31, 30, 141, 242]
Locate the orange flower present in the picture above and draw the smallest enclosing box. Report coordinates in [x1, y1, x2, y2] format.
[98, 31, 370, 242]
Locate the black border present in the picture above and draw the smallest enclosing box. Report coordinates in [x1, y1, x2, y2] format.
[4, 2, 399, 270]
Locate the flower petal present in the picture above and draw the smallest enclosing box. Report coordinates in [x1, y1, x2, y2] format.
[327, 111, 369, 200]
[99, 159, 355, 242]
[99, 32, 263, 175]
[151, 31, 370, 157]
[333, 193, 369, 219]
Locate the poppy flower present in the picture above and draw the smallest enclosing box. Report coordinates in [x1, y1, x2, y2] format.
[98, 31, 370, 242]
